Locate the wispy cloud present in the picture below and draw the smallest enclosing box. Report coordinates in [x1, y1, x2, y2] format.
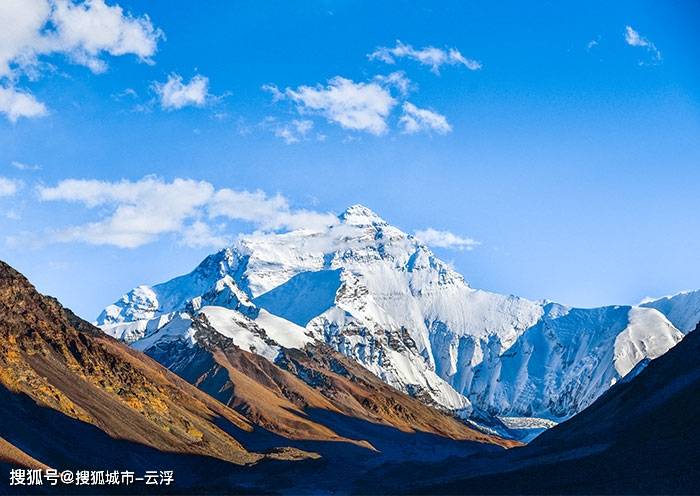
[0, 0, 163, 121]
[624, 26, 661, 65]
[369, 40, 481, 74]
[373, 71, 412, 97]
[274, 119, 314, 144]
[399, 102, 451, 135]
[10, 160, 41, 171]
[38, 177, 214, 248]
[180, 220, 230, 249]
[0, 177, 22, 197]
[32, 175, 480, 257]
[414, 228, 479, 251]
[154, 73, 210, 110]
[37, 176, 338, 248]
[209, 189, 337, 232]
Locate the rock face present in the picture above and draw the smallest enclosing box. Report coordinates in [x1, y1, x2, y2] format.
[97, 205, 690, 424]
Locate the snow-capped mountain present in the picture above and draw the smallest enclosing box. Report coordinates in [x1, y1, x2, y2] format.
[97, 205, 693, 424]
[640, 290, 700, 333]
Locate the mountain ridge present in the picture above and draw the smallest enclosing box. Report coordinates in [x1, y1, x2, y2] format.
[96, 205, 694, 430]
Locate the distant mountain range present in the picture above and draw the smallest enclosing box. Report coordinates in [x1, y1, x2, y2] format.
[97, 205, 698, 438]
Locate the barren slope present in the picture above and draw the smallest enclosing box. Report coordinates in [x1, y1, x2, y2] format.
[0, 260, 262, 468]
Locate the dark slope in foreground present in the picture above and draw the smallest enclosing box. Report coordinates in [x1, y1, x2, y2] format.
[414, 321, 700, 495]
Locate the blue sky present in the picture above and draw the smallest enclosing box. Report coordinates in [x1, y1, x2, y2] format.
[1, 0, 699, 318]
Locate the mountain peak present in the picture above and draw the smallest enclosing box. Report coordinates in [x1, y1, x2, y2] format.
[338, 204, 387, 226]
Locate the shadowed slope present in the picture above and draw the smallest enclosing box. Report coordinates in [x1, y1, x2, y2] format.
[0, 436, 47, 470]
[253, 269, 343, 326]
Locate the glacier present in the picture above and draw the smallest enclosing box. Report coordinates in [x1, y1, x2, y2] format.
[96, 204, 696, 426]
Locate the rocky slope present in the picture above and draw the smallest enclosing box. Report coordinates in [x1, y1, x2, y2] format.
[139, 310, 513, 449]
[98, 205, 689, 428]
[1, 260, 514, 494]
[0, 261, 265, 468]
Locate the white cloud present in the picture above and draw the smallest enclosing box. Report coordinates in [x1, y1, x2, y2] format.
[274, 119, 314, 144]
[624, 26, 661, 64]
[261, 83, 285, 102]
[414, 228, 479, 251]
[0, 0, 162, 77]
[209, 189, 338, 231]
[0, 86, 47, 122]
[0, 0, 162, 121]
[34, 177, 479, 255]
[0, 177, 22, 197]
[154, 73, 210, 110]
[369, 40, 481, 74]
[374, 71, 412, 96]
[10, 160, 41, 171]
[38, 177, 214, 248]
[0, 0, 52, 79]
[263, 70, 460, 138]
[269, 76, 397, 135]
[38, 176, 338, 248]
[399, 102, 451, 134]
[624, 26, 647, 47]
[181, 220, 230, 249]
[49, 0, 162, 72]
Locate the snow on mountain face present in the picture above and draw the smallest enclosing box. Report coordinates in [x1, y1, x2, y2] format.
[130, 306, 313, 363]
[640, 290, 700, 333]
[96, 204, 688, 423]
[97, 251, 254, 342]
[468, 304, 682, 419]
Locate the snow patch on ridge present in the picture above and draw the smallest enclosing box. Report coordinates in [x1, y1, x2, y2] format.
[614, 307, 683, 376]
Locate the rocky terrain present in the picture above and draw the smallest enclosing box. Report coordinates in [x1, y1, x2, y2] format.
[0, 260, 513, 494]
